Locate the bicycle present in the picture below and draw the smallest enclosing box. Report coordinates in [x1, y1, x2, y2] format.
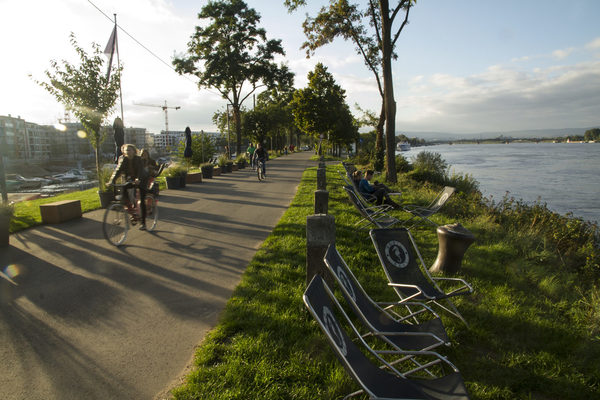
[102, 181, 159, 246]
[256, 159, 265, 181]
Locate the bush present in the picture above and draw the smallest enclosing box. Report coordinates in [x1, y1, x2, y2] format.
[217, 155, 228, 167]
[165, 165, 186, 178]
[394, 154, 412, 173]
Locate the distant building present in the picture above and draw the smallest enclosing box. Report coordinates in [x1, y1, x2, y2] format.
[0, 114, 148, 161]
[0, 114, 28, 160]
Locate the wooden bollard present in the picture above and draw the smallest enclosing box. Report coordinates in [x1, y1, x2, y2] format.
[306, 214, 335, 286]
[314, 190, 329, 215]
[317, 167, 326, 190]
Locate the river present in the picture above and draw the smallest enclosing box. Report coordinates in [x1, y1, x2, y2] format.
[398, 142, 600, 223]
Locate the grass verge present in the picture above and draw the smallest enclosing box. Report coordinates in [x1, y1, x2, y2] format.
[172, 165, 599, 399]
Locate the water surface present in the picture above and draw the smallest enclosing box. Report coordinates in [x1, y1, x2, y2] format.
[399, 142, 600, 223]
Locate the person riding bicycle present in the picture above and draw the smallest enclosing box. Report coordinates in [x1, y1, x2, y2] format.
[253, 142, 268, 177]
[108, 144, 150, 230]
[246, 142, 256, 169]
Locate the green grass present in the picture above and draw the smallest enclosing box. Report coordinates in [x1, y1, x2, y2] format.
[310, 154, 342, 161]
[171, 165, 600, 399]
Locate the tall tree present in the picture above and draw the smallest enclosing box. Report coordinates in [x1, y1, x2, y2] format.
[291, 63, 357, 153]
[285, 0, 414, 182]
[36, 33, 122, 186]
[173, 0, 294, 155]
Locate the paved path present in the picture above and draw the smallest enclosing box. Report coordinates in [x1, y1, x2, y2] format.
[0, 151, 314, 400]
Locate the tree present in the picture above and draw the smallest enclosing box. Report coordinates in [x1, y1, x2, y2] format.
[291, 63, 357, 154]
[173, 0, 294, 155]
[584, 128, 600, 141]
[285, 0, 414, 182]
[36, 33, 122, 185]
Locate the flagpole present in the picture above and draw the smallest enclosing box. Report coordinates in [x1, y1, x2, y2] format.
[114, 14, 124, 125]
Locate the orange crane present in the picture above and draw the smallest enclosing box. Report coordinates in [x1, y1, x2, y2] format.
[134, 100, 181, 146]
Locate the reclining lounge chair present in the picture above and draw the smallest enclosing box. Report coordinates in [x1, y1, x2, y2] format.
[304, 275, 470, 400]
[369, 228, 473, 325]
[323, 244, 449, 351]
[401, 186, 455, 228]
[344, 186, 401, 229]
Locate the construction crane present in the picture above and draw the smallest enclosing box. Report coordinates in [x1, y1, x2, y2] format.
[134, 100, 181, 141]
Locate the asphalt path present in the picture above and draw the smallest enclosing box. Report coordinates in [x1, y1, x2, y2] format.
[0, 151, 314, 400]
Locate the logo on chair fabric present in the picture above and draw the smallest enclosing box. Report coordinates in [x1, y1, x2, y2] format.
[384, 241, 409, 269]
[336, 266, 356, 302]
[323, 306, 347, 356]
[437, 193, 449, 206]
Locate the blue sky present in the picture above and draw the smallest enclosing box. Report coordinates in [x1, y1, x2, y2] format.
[1, 0, 599, 135]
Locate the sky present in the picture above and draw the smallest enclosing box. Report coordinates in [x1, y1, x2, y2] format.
[1, 0, 599, 136]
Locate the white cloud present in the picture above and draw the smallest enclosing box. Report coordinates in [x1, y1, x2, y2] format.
[396, 61, 600, 133]
[552, 47, 574, 59]
[585, 37, 600, 50]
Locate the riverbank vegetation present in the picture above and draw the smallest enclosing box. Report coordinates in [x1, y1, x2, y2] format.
[171, 157, 599, 399]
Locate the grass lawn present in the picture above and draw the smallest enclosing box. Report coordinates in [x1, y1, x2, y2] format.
[171, 165, 600, 399]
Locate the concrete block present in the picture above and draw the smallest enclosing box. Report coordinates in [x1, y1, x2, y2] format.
[40, 200, 82, 224]
[314, 190, 329, 215]
[317, 167, 326, 190]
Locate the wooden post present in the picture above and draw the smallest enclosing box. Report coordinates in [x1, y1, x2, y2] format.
[306, 214, 335, 286]
[317, 167, 326, 191]
[314, 190, 328, 215]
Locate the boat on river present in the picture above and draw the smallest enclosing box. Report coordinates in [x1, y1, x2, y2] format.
[396, 142, 411, 151]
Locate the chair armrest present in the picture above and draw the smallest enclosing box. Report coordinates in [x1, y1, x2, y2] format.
[377, 301, 441, 321]
[388, 282, 436, 300]
[431, 277, 474, 297]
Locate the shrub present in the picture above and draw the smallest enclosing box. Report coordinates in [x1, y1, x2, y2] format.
[165, 165, 186, 178]
[217, 155, 228, 167]
[394, 154, 412, 173]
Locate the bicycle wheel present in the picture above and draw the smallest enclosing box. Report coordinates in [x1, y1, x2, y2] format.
[103, 203, 129, 246]
[145, 194, 159, 231]
[257, 162, 264, 181]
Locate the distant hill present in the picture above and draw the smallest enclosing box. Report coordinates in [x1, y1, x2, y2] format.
[398, 127, 599, 141]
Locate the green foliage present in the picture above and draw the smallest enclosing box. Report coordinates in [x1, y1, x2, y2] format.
[485, 194, 600, 278]
[177, 133, 216, 166]
[584, 128, 600, 141]
[165, 165, 187, 178]
[291, 63, 358, 148]
[217, 155, 228, 167]
[173, 0, 294, 153]
[35, 32, 122, 183]
[200, 162, 214, 171]
[406, 151, 479, 195]
[98, 165, 113, 192]
[394, 154, 412, 173]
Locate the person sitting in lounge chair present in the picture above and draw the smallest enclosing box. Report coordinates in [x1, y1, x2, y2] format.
[359, 170, 401, 209]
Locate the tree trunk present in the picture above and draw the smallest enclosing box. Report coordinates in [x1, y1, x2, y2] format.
[94, 136, 101, 189]
[375, 101, 385, 171]
[234, 106, 242, 156]
[380, 0, 397, 183]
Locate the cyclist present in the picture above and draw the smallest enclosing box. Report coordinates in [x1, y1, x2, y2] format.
[246, 142, 256, 169]
[108, 144, 149, 230]
[253, 142, 268, 177]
